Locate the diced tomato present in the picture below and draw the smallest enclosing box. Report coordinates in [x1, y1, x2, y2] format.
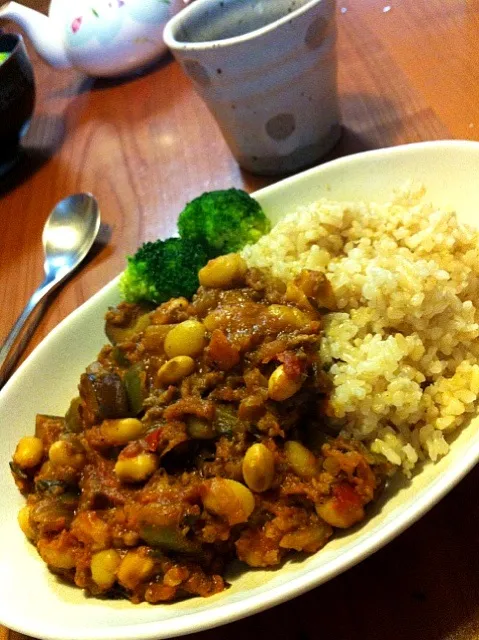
[145, 427, 162, 452]
[278, 351, 304, 378]
[332, 483, 363, 513]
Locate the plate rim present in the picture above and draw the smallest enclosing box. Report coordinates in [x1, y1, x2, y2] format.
[2, 139, 479, 640]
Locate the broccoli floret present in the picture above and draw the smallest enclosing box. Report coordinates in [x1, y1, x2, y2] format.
[119, 237, 209, 304]
[177, 188, 270, 256]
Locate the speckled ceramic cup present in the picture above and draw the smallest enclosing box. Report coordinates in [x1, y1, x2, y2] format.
[164, 0, 340, 175]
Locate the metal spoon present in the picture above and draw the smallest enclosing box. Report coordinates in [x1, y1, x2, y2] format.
[0, 193, 100, 385]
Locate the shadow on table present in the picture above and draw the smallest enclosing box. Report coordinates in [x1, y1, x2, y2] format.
[239, 91, 410, 191]
[240, 89, 440, 191]
[0, 112, 65, 197]
[47, 52, 174, 100]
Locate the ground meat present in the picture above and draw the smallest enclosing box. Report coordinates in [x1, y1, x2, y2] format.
[11, 263, 390, 604]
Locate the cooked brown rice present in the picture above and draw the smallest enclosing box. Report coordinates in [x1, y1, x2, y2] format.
[241, 187, 479, 474]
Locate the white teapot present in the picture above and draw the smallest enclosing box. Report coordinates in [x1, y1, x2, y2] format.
[0, 0, 191, 77]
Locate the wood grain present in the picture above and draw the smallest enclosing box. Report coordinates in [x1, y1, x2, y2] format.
[1, 1, 479, 639]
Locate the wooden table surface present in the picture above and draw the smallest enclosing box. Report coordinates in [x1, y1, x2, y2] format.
[2, 1, 479, 639]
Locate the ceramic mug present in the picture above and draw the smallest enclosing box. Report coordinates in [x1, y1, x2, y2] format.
[164, 0, 340, 175]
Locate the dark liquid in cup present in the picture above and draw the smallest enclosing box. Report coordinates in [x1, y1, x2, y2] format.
[176, 0, 311, 42]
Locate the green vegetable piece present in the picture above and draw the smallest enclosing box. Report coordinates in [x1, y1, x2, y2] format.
[105, 311, 151, 346]
[214, 403, 247, 437]
[119, 237, 209, 304]
[65, 397, 83, 433]
[140, 525, 201, 554]
[0, 52, 10, 64]
[177, 188, 271, 256]
[124, 364, 146, 415]
[111, 346, 131, 367]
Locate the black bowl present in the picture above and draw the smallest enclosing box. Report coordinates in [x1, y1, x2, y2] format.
[0, 33, 35, 175]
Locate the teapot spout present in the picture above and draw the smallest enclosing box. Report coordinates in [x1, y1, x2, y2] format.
[0, 2, 71, 69]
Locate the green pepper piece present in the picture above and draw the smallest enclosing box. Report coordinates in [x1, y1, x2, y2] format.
[124, 364, 146, 415]
[140, 525, 201, 554]
[105, 312, 151, 345]
[112, 346, 130, 368]
[65, 397, 83, 433]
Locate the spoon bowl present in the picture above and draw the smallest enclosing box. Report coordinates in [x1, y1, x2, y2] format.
[0, 193, 100, 386]
[43, 193, 100, 278]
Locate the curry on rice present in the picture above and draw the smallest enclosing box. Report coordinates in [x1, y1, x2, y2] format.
[10, 254, 390, 603]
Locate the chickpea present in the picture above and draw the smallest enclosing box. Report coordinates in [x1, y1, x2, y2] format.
[157, 355, 195, 386]
[164, 320, 207, 359]
[242, 443, 275, 493]
[114, 453, 158, 483]
[117, 549, 155, 590]
[198, 253, 247, 289]
[91, 549, 121, 589]
[284, 441, 318, 478]
[268, 364, 303, 401]
[49, 440, 86, 470]
[13, 436, 44, 468]
[203, 478, 255, 525]
[100, 418, 146, 446]
[17, 505, 35, 540]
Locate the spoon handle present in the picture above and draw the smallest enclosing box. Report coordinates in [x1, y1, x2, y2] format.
[0, 274, 58, 386]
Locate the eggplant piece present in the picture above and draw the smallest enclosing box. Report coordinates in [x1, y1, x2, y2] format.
[30, 493, 78, 533]
[80, 372, 130, 421]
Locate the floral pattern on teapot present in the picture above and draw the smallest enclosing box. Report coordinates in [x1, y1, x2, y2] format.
[67, 0, 173, 47]
[0, 0, 191, 76]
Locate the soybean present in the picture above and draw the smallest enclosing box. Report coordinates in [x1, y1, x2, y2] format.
[198, 253, 247, 289]
[49, 440, 86, 470]
[164, 320, 207, 359]
[13, 436, 44, 469]
[114, 453, 158, 483]
[157, 355, 195, 386]
[117, 549, 155, 590]
[91, 549, 121, 589]
[268, 364, 303, 401]
[17, 505, 35, 540]
[203, 478, 255, 525]
[242, 443, 275, 492]
[284, 441, 318, 478]
[100, 417, 146, 446]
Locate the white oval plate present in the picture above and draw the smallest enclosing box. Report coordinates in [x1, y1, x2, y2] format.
[2, 140, 479, 640]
